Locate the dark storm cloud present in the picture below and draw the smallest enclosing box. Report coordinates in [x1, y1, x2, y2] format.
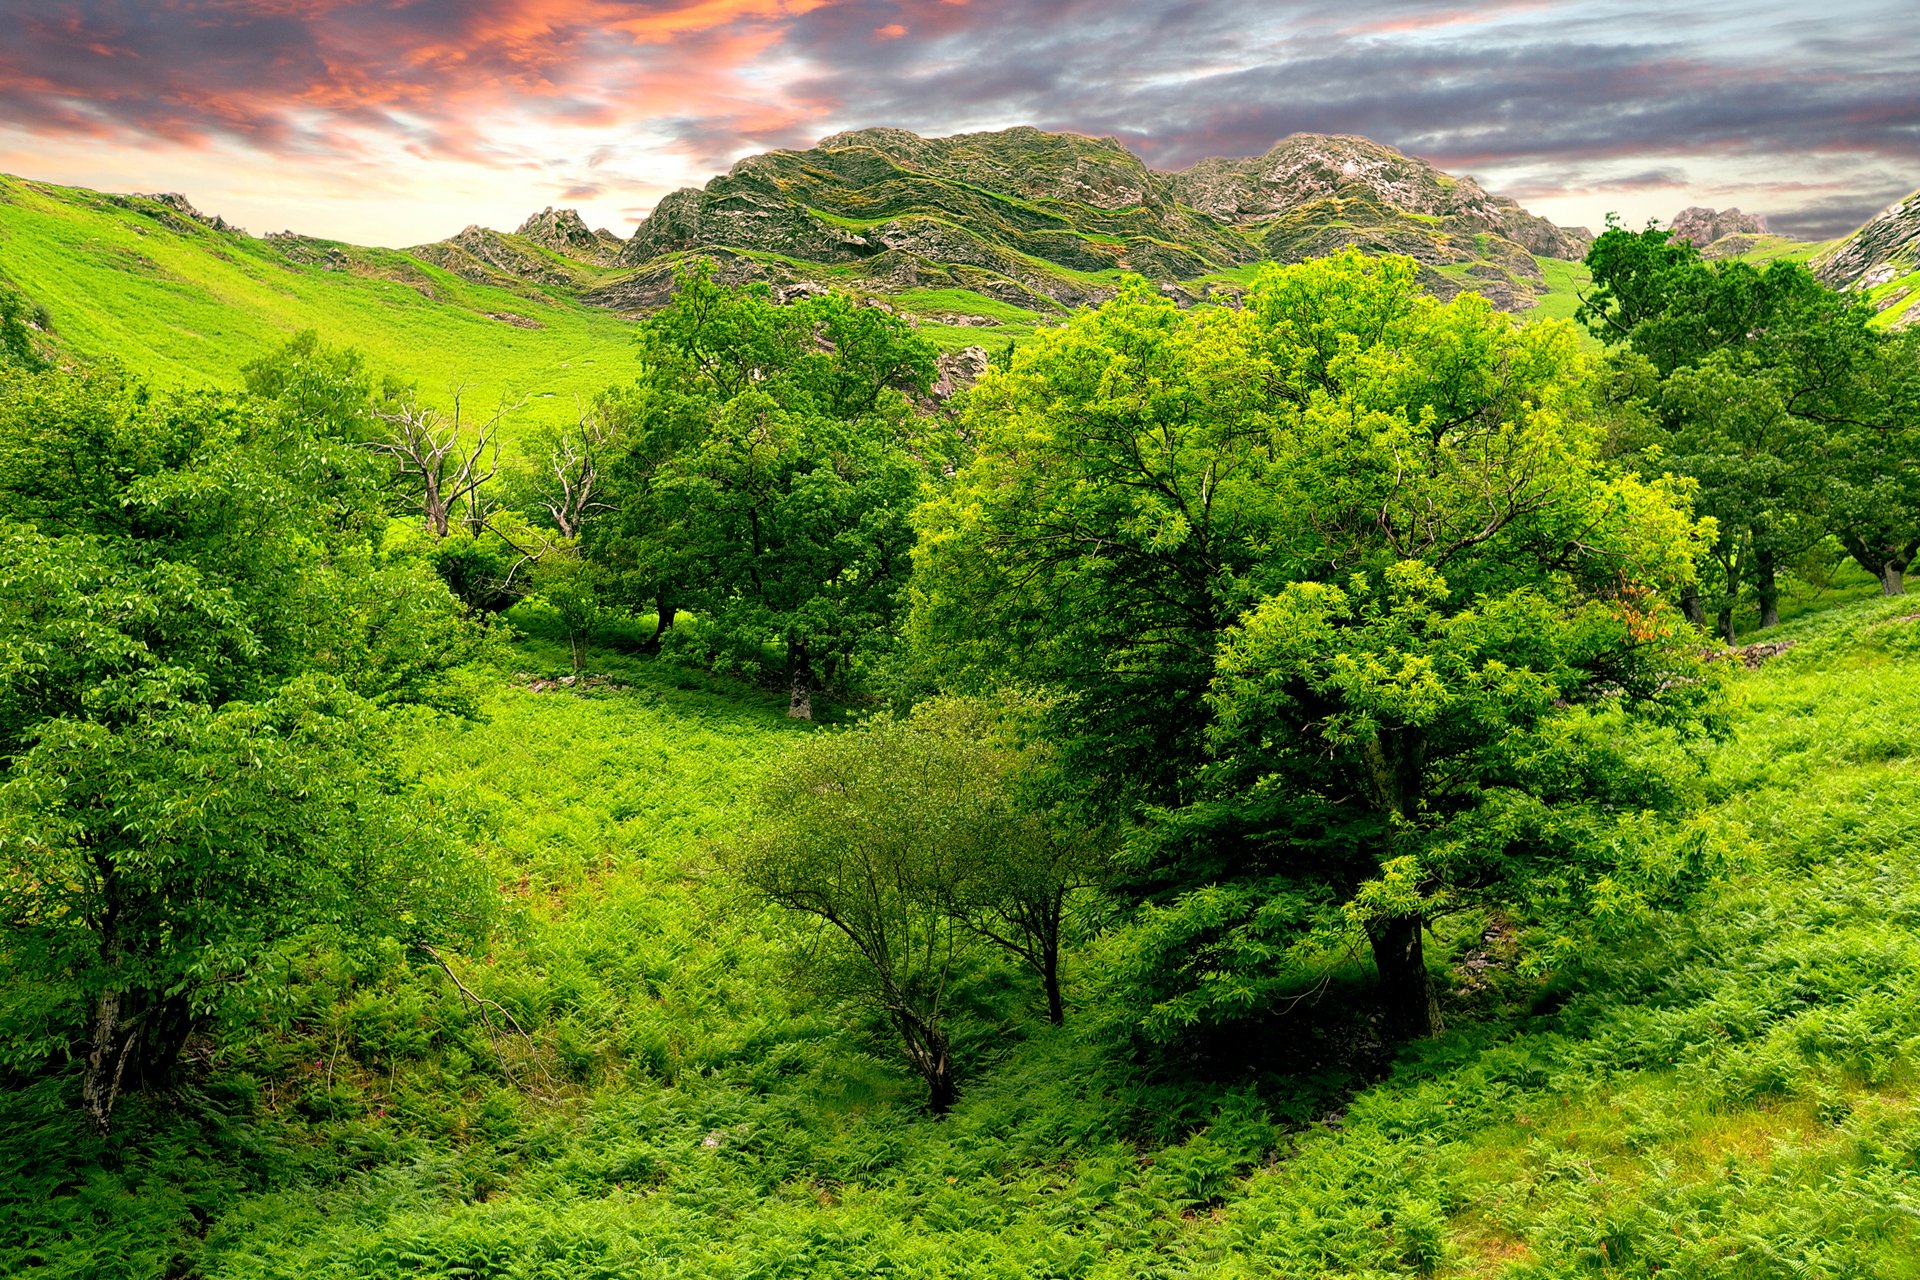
[0, 0, 1913, 238]
[764, 0, 1920, 237]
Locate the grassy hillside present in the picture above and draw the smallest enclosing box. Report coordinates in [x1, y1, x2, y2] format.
[0, 175, 638, 428]
[9, 589, 1920, 1277]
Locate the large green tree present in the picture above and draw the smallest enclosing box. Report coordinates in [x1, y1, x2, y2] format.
[0, 362, 489, 1132]
[589, 267, 938, 714]
[914, 253, 1714, 1042]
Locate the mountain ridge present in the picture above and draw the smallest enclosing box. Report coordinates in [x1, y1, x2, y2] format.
[593, 126, 1592, 317]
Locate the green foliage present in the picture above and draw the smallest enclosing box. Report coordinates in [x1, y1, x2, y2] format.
[915, 251, 1715, 1041]
[1581, 220, 1920, 612]
[590, 266, 938, 713]
[0, 362, 490, 1129]
[5, 238, 1920, 1278]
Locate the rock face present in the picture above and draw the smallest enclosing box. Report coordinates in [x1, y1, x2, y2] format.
[1167, 134, 1591, 259]
[514, 207, 623, 264]
[1814, 188, 1920, 295]
[409, 225, 594, 292]
[127, 192, 239, 234]
[607, 126, 1590, 317]
[1669, 207, 1769, 249]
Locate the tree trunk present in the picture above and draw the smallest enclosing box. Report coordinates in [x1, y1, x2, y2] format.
[648, 597, 677, 650]
[81, 987, 132, 1136]
[1718, 607, 1736, 645]
[895, 1012, 956, 1115]
[1681, 588, 1706, 630]
[1884, 563, 1906, 597]
[786, 639, 813, 721]
[1041, 945, 1065, 1027]
[1369, 915, 1441, 1042]
[569, 633, 584, 677]
[1755, 546, 1781, 629]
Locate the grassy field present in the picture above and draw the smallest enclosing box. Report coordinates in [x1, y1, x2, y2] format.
[0, 175, 640, 432]
[8, 586, 1920, 1278]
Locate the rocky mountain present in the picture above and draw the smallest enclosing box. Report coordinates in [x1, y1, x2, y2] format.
[1669, 206, 1769, 252]
[588, 126, 1592, 317]
[515, 207, 624, 264]
[1813, 187, 1920, 327]
[1170, 134, 1588, 258]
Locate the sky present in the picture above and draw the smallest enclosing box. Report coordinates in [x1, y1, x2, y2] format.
[0, 0, 1914, 249]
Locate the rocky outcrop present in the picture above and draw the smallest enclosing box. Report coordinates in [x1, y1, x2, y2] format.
[931, 345, 991, 399]
[1814, 188, 1920, 293]
[1669, 206, 1769, 249]
[815, 125, 1163, 210]
[125, 191, 239, 235]
[1166, 134, 1591, 260]
[514, 207, 623, 263]
[411, 226, 581, 289]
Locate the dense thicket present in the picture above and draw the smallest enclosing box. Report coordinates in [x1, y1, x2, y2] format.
[1580, 221, 1920, 627]
[0, 355, 489, 1131]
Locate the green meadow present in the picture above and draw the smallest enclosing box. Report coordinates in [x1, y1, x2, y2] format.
[0, 175, 637, 430]
[8, 591, 1920, 1278]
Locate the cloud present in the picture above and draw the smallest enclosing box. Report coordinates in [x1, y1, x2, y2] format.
[0, 0, 1912, 243]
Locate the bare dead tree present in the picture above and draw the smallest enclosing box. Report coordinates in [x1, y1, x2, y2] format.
[537, 404, 618, 538]
[373, 387, 523, 537]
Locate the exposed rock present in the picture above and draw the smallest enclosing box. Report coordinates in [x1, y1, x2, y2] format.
[411, 225, 579, 289]
[128, 191, 240, 235]
[931, 345, 991, 399]
[1814, 187, 1920, 292]
[1669, 206, 1768, 249]
[621, 186, 875, 266]
[585, 250, 792, 313]
[1166, 134, 1590, 260]
[514, 206, 623, 264]
[591, 126, 1585, 319]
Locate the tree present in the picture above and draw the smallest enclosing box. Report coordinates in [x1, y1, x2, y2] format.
[923, 696, 1112, 1027]
[587, 266, 938, 714]
[1204, 562, 1708, 1040]
[527, 405, 617, 539]
[1824, 329, 1920, 595]
[1580, 222, 1918, 608]
[375, 387, 520, 538]
[914, 253, 1715, 1043]
[0, 362, 489, 1132]
[531, 547, 605, 677]
[732, 714, 1003, 1113]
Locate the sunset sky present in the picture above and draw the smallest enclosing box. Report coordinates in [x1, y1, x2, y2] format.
[0, 0, 1914, 248]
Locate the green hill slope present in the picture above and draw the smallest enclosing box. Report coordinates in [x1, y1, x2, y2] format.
[1814, 187, 1920, 328]
[10, 592, 1920, 1277]
[0, 175, 638, 424]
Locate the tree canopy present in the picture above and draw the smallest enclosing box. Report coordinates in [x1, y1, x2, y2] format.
[913, 251, 1717, 1041]
[0, 359, 489, 1131]
[589, 266, 940, 715]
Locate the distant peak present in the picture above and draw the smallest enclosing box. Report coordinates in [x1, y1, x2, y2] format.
[514, 206, 623, 262]
[1669, 206, 1769, 248]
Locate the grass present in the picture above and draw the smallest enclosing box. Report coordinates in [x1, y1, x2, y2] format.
[7, 586, 1920, 1277]
[1529, 256, 1592, 325]
[0, 175, 640, 433]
